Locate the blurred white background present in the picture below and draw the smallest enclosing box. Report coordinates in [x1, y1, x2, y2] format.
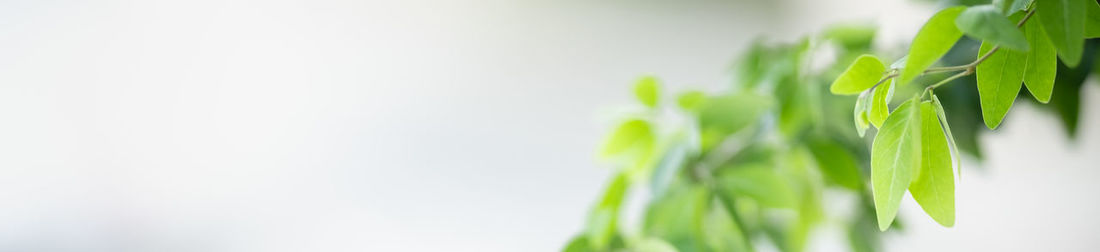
[0, 0, 1097, 251]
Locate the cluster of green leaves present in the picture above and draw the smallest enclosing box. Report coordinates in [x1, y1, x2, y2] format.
[567, 0, 1100, 251]
[830, 0, 1100, 231]
[565, 24, 892, 252]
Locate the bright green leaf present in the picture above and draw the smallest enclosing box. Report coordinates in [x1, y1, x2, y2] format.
[677, 91, 706, 111]
[601, 119, 654, 158]
[1037, 0, 1086, 67]
[586, 173, 629, 250]
[901, 6, 967, 85]
[1086, 0, 1100, 38]
[562, 235, 593, 252]
[830, 55, 887, 95]
[975, 42, 1026, 129]
[956, 5, 1030, 51]
[910, 101, 956, 227]
[868, 80, 894, 128]
[871, 98, 921, 231]
[1022, 18, 1058, 103]
[931, 94, 962, 180]
[635, 76, 660, 108]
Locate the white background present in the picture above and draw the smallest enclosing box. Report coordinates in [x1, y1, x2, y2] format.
[0, 0, 1097, 251]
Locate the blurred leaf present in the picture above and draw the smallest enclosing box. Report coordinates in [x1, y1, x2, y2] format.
[634, 237, 680, 252]
[909, 102, 956, 227]
[644, 185, 709, 252]
[717, 164, 798, 209]
[868, 80, 895, 128]
[871, 98, 921, 231]
[807, 139, 864, 190]
[677, 91, 706, 112]
[976, 41, 1025, 129]
[1048, 39, 1097, 138]
[901, 6, 967, 84]
[601, 119, 655, 158]
[636, 76, 661, 108]
[847, 212, 882, 252]
[1087, 0, 1100, 38]
[1037, 0, 1086, 67]
[1022, 18, 1058, 103]
[994, 0, 1032, 15]
[824, 24, 877, 50]
[702, 198, 751, 252]
[650, 141, 688, 199]
[586, 173, 629, 250]
[562, 235, 592, 252]
[956, 5, 1029, 51]
[777, 75, 812, 137]
[698, 93, 772, 149]
[830, 54, 886, 95]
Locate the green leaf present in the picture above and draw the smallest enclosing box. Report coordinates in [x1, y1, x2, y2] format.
[824, 24, 877, 50]
[853, 90, 873, 137]
[1037, 0, 1086, 67]
[901, 6, 967, 85]
[956, 5, 1030, 51]
[677, 91, 706, 111]
[830, 54, 886, 95]
[995, 0, 1032, 14]
[975, 41, 1026, 129]
[910, 101, 956, 227]
[870, 98, 921, 231]
[931, 94, 962, 180]
[717, 164, 798, 209]
[1022, 18, 1058, 103]
[562, 235, 593, 252]
[807, 139, 864, 190]
[635, 76, 660, 108]
[633, 238, 679, 252]
[1086, 0, 1100, 38]
[601, 119, 655, 158]
[697, 94, 772, 149]
[586, 173, 629, 250]
[868, 80, 894, 128]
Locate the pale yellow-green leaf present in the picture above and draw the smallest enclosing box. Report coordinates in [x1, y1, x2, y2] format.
[830, 55, 886, 95]
[910, 101, 956, 227]
[900, 6, 967, 85]
[871, 98, 921, 231]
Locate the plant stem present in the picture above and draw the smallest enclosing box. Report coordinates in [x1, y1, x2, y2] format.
[874, 7, 1037, 95]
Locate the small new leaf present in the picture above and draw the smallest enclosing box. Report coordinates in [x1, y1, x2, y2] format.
[910, 101, 956, 227]
[601, 119, 654, 158]
[831, 55, 887, 95]
[869, 80, 894, 128]
[871, 98, 922, 231]
[635, 76, 660, 108]
[956, 5, 1029, 51]
[976, 42, 1025, 129]
[901, 6, 967, 85]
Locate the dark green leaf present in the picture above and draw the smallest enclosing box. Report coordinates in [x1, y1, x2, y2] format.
[901, 6, 967, 84]
[1037, 0, 1086, 67]
[1022, 18, 1058, 103]
[831, 54, 887, 95]
[1086, 0, 1100, 38]
[871, 98, 921, 231]
[956, 5, 1030, 51]
[976, 41, 1025, 129]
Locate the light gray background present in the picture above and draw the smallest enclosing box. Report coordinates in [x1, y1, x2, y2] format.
[0, 0, 1096, 251]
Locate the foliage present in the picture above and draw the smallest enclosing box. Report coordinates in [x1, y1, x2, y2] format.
[566, 0, 1100, 251]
